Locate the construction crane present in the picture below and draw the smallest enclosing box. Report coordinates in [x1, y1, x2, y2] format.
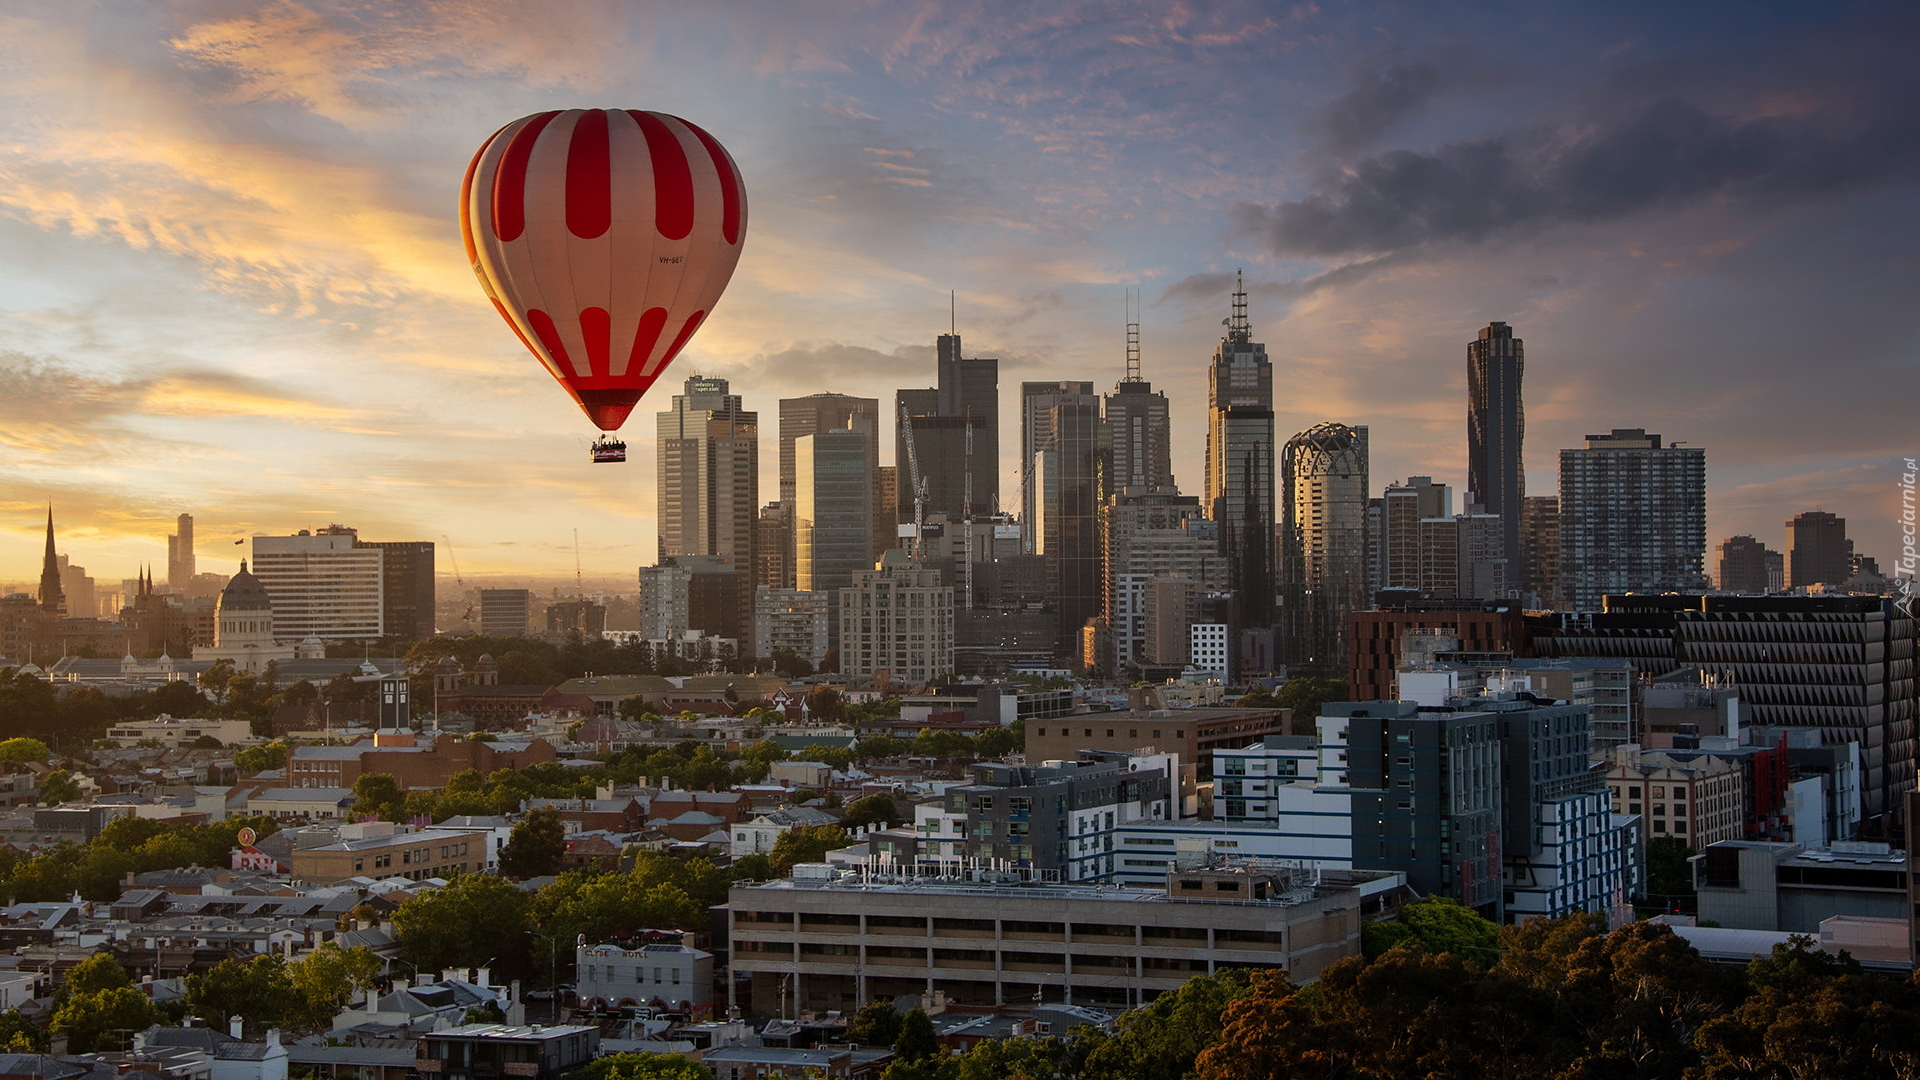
[898, 397, 928, 563]
[442, 535, 475, 628]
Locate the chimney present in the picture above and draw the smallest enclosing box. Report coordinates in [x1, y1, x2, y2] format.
[229, 1016, 244, 1039]
[476, 966, 491, 987]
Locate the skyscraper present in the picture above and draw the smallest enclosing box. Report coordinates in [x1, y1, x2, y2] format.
[1103, 307, 1174, 493]
[1205, 273, 1275, 631]
[1028, 385, 1103, 660]
[778, 393, 879, 588]
[1102, 489, 1220, 674]
[1519, 495, 1561, 607]
[1021, 381, 1096, 554]
[1558, 429, 1707, 611]
[794, 427, 873, 647]
[1281, 424, 1370, 670]
[356, 539, 436, 640]
[896, 332, 998, 528]
[1786, 511, 1852, 590]
[1717, 535, 1776, 593]
[1467, 322, 1525, 584]
[167, 513, 196, 593]
[657, 375, 759, 571]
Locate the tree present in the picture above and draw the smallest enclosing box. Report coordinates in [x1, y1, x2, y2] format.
[391, 873, 533, 977]
[842, 794, 905, 831]
[64, 952, 133, 996]
[1361, 895, 1500, 963]
[895, 1007, 938, 1063]
[1082, 970, 1251, 1080]
[0, 738, 50, 764]
[49, 985, 165, 1053]
[197, 658, 237, 704]
[500, 807, 567, 879]
[39, 769, 81, 806]
[190, 735, 225, 750]
[1645, 836, 1698, 912]
[805, 685, 845, 721]
[975, 723, 1022, 758]
[767, 825, 849, 875]
[351, 773, 405, 821]
[286, 942, 382, 1032]
[184, 955, 301, 1034]
[1272, 676, 1347, 736]
[561, 1053, 714, 1080]
[847, 998, 904, 1047]
[277, 679, 320, 708]
[234, 741, 290, 774]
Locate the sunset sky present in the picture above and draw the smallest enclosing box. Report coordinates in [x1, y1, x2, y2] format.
[2, 1, 1915, 588]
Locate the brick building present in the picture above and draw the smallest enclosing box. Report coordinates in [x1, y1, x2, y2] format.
[286, 733, 557, 790]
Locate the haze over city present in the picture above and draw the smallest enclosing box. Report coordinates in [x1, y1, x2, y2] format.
[1, 0, 1915, 581]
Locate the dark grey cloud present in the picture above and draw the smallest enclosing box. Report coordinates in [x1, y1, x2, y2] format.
[1245, 44, 1920, 257]
[1307, 59, 1443, 153]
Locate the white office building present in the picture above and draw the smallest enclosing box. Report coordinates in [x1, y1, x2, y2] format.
[250, 529, 384, 641]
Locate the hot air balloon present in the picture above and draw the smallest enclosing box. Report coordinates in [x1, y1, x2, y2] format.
[460, 109, 748, 462]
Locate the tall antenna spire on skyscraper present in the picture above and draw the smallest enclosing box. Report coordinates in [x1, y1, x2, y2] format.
[1124, 289, 1141, 382]
[950, 290, 956, 335]
[1230, 268, 1250, 338]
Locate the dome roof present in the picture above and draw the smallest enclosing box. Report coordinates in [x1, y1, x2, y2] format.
[218, 560, 274, 614]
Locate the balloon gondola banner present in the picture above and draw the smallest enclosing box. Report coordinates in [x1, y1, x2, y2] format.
[460, 109, 748, 435]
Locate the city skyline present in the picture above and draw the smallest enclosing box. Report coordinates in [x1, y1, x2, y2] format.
[1, 2, 1915, 582]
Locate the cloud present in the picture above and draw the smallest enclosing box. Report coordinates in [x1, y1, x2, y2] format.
[1243, 35, 1920, 257]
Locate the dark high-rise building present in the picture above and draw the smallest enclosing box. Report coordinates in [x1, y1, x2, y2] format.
[478, 589, 531, 636]
[754, 502, 790, 592]
[1558, 429, 1707, 611]
[1786, 511, 1852, 590]
[1467, 322, 1525, 583]
[1717, 535, 1776, 593]
[356, 539, 436, 640]
[795, 427, 873, 647]
[1520, 495, 1561, 607]
[1103, 312, 1173, 493]
[1021, 381, 1096, 553]
[657, 375, 758, 571]
[896, 333, 997, 529]
[167, 513, 195, 594]
[1030, 387, 1103, 661]
[1205, 273, 1275, 637]
[1280, 423, 1369, 672]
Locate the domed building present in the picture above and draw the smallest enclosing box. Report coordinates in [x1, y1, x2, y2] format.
[193, 561, 300, 673]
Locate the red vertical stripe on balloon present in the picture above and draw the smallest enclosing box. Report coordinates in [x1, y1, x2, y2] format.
[629, 111, 694, 240]
[565, 110, 612, 240]
[659, 310, 707, 365]
[579, 307, 611, 378]
[628, 307, 669, 370]
[491, 111, 560, 242]
[680, 119, 742, 245]
[526, 309, 577, 377]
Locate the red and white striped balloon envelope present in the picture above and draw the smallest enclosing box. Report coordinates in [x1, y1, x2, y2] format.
[460, 109, 748, 432]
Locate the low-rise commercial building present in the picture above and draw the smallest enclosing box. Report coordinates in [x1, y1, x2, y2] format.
[416, 1025, 598, 1080]
[1695, 839, 1909, 934]
[725, 862, 1403, 1015]
[575, 942, 714, 1019]
[1025, 707, 1287, 778]
[288, 822, 489, 884]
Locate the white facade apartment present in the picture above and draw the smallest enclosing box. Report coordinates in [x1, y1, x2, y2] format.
[251, 531, 383, 640]
[754, 587, 831, 666]
[1190, 623, 1230, 678]
[839, 556, 954, 685]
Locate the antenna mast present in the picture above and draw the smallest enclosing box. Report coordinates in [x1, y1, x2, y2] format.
[573, 529, 584, 597]
[1230, 268, 1250, 337]
[962, 407, 974, 610]
[1124, 289, 1141, 382]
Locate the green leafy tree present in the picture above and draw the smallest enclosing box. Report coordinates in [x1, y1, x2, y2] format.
[895, 1007, 938, 1063]
[847, 998, 904, 1047]
[391, 873, 533, 977]
[1361, 895, 1500, 964]
[0, 1009, 45, 1052]
[1272, 676, 1348, 736]
[197, 658, 237, 704]
[561, 1052, 714, 1080]
[276, 679, 320, 708]
[351, 773, 405, 821]
[767, 825, 849, 875]
[842, 794, 905, 830]
[0, 738, 50, 764]
[286, 942, 383, 1032]
[805, 685, 845, 721]
[500, 807, 568, 879]
[49, 985, 165, 1053]
[1082, 970, 1251, 1080]
[234, 741, 290, 774]
[184, 955, 301, 1034]
[975, 723, 1022, 758]
[39, 769, 81, 805]
[63, 952, 133, 997]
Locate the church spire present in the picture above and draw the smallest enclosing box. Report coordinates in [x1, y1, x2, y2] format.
[37, 506, 64, 616]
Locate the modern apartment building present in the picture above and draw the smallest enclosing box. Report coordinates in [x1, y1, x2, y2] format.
[1467, 321, 1526, 580]
[837, 552, 953, 685]
[1558, 428, 1707, 611]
